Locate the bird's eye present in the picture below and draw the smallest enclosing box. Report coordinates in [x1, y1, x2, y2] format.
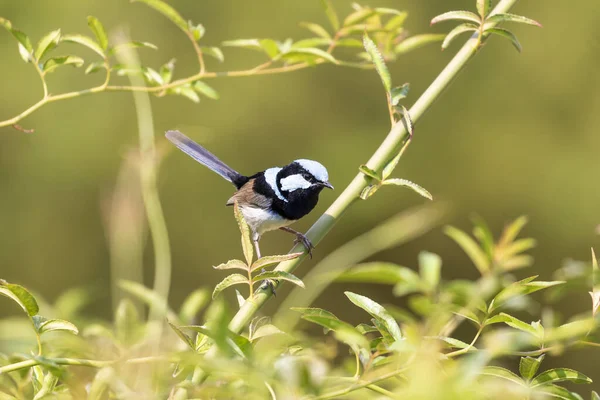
[303, 173, 313, 182]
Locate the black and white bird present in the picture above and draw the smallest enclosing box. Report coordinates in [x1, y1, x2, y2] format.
[165, 130, 333, 258]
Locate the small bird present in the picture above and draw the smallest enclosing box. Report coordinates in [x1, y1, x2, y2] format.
[165, 130, 333, 258]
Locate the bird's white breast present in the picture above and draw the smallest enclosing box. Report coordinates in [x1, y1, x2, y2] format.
[240, 205, 293, 236]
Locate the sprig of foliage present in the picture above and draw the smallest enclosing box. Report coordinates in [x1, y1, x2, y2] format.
[0, 1, 439, 131]
[431, 0, 541, 51]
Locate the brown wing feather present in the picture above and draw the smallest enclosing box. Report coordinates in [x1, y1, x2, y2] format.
[226, 179, 272, 208]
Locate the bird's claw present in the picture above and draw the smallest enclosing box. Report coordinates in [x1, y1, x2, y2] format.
[259, 268, 277, 296]
[293, 233, 315, 259]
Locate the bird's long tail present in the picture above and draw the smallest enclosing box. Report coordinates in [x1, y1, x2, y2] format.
[165, 130, 248, 188]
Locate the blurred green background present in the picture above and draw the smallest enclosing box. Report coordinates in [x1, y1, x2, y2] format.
[1, 0, 599, 385]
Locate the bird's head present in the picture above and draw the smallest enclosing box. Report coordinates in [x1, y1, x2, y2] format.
[277, 159, 333, 196]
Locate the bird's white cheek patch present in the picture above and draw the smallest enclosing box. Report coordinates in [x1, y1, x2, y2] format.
[280, 174, 311, 192]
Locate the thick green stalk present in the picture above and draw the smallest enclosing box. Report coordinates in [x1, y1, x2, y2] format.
[228, 0, 520, 334]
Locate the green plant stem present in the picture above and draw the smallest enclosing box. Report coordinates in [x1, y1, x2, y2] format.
[0, 355, 169, 374]
[312, 368, 407, 400]
[446, 326, 484, 358]
[227, 0, 520, 335]
[117, 45, 172, 326]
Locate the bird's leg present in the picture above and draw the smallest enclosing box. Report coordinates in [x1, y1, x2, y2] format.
[279, 226, 314, 258]
[252, 232, 262, 260]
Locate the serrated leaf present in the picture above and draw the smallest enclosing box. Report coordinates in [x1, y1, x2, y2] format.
[363, 34, 391, 93]
[419, 251, 442, 290]
[201, 46, 224, 62]
[234, 202, 253, 264]
[251, 252, 303, 272]
[489, 313, 542, 338]
[87, 16, 108, 50]
[444, 226, 489, 274]
[282, 47, 337, 64]
[61, 34, 105, 57]
[400, 105, 413, 136]
[343, 8, 375, 27]
[179, 288, 209, 324]
[477, 0, 492, 19]
[251, 324, 284, 341]
[452, 309, 482, 326]
[487, 27, 522, 52]
[431, 10, 482, 26]
[390, 83, 410, 106]
[395, 34, 445, 54]
[320, 0, 340, 31]
[299, 22, 331, 39]
[345, 291, 402, 342]
[356, 323, 378, 334]
[442, 23, 478, 50]
[336, 262, 415, 285]
[490, 278, 564, 312]
[132, 0, 188, 32]
[85, 61, 106, 74]
[359, 165, 381, 180]
[531, 368, 592, 387]
[36, 318, 79, 335]
[383, 178, 433, 200]
[485, 13, 542, 27]
[291, 307, 338, 320]
[519, 355, 545, 381]
[34, 29, 60, 61]
[253, 270, 305, 288]
[534, 385, 585, 400]
[212, 274, 248, 299]
[481, 366, 525, 386]
[0, 279, 39, 317]
[193, 80, 220, 100]
[214, 259, 248, 271]
[359, 185, 379, 200]
[167, 320, 195, 350]
[43, 55, 84, 74]
[235, 289, 245, 308]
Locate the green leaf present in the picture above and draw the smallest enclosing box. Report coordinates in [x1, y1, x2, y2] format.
[382, 152, 403, 180]
[159, 58, 175, 83]
[213, 259, 247, 271]
[189, 22, 205, 41]
[193, 80, 219, 100]
[34, 29, 60, 61]
[258, 38, 279, 58]
[8, 28, 33, 54]
[431, 10, 482, 25]
[359, 165, 381, 180]
[132, 0, 188, 32]
[485, 13, 542, 27]
[345, 291, 402, 342]
[444, 226, 489, 274]
[545, 319, 596, 342]
[498, 216, 528, 247]
[87, 16, 108, 50]
[390, 83, 410, 106]
[441, 23, 479, 50]
[481, 366, 525, 386]
[292, 38, 331, 49]
[233, 202, 253, 265]
[35, 317, 79, 335]
[179, 288, 209, 324]
[363, 34, 391, 93]
[117, 280, 175, 320]
[592, 391, 600, 400]
[320, 0, 340, 31]
[235, 289, 245, 308]
[253, 270, 305, 288]
[0, 279, 39, 317]
[85, 61, 106, 74]
[222, 39, 261, 49]
[487, 27, 522, 52]
[109, 41, 158, 54]
[43, 55, 84, 74]
[519, 355, 545, 381]
[419, 251, 442, 290]
[489, 313, 542, 338]
[201, 46, 224, 62]
[534, 385, 585, 400]
[291, 307, 338, 321]
[337, 262, 415, 285]
[61, 34, 105, 57]
[87, 368, 114, 400]
[282, 48, 337, 64]
[395, 34, 445, 54]
[356, 323, 378, 334]
[383, 178, 432, 200]
[335, 38, 363, 48]
[532, 368, 592, 387]
[172, 85, 200, 103]
[343, 8, 376, 27]
[477, 0, 492, 19]
[400, 105, 414, 137]
[299, 22, 331, 39]
[251, 324, 284, 341]
[299, 312, 368, 350]
[251, 252, 304, 272]
[114, 298, 141, 345]
[359, 185, 379, 200]
[167, 320, 195, 350]
[434, 336, 474, 350]
[452, 309, 482, 326]
[212, 274, 248, 299]
[490, 277, 564, 312]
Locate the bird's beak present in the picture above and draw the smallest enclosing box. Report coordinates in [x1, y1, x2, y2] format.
[321, 181, 334, 190]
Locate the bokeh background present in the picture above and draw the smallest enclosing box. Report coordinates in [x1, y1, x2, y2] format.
[1, 0, 599, 386]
